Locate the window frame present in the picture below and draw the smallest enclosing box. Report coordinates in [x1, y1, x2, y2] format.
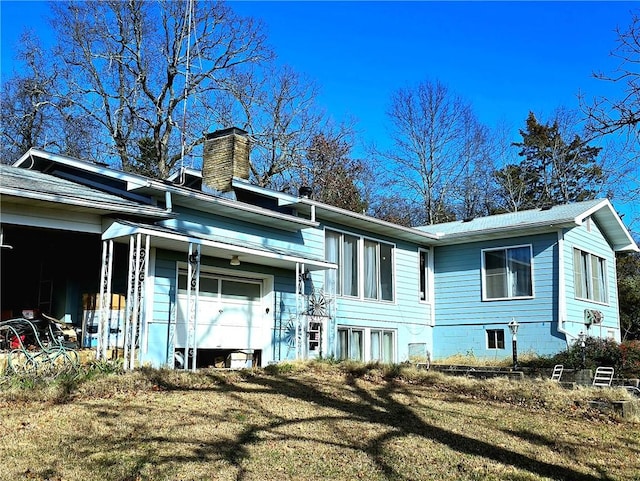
[337, 327, 365, 361]
[486, 329, 505, 350]
[481, 244, 534, 301]
[418, 248, 432, 303]
[573, 248, 608, 304]
[325, 228, 395, 302]
[370, 329, 395, 363]
[337, 325, 397, 363]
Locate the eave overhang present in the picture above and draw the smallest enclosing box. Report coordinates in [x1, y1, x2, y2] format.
[103, 220, 336, 271]
[15, 149, 319, 233]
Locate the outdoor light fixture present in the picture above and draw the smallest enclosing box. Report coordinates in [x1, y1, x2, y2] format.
[578, 331, 587, 369]
[230, 255, 240, 266]
[507, 318, 520, 370]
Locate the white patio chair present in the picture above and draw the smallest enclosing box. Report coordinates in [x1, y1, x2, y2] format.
[592, 366, 615, 387]
[550, 364, 563, 382]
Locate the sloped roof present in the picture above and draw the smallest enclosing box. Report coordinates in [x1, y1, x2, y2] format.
[416, 199, 638, 252]
[0, 164, 170, 218]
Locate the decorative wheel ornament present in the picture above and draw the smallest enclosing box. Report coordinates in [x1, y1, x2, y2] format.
[283, 317, 301, 348]
[307, 289, 329, 317]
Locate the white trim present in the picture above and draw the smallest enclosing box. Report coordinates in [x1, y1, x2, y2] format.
[557, 230, 569, 340]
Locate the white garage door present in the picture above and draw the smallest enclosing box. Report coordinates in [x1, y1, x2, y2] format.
[175, 270, 266, 350]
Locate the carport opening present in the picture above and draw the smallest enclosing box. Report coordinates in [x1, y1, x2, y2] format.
[174, 348, 261, 369]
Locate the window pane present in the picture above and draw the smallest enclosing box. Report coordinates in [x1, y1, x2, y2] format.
[485, 250, 507, 299]
[343, 234, 359, 296]
[221, 280, 260, 301]
[573, 249, 586, 298]
[337, 328, 349, 360]
[487, 329, 505, 349]
[508, 247, 532, 297]
[364, 240, 378, 299]
[580, 251, 590, 298]
[351, 330, 364, 361]
[325, 231, 340, 295]
[371, 331, 381, 361]
[197, 277, 218, 298]
[419, 250, 428, 301]
[380, 243, 393, 301]
[591, 255, 606, 303]
[382, 331, 394, 363]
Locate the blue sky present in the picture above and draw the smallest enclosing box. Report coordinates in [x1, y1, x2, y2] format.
[1, 1, 638, 228]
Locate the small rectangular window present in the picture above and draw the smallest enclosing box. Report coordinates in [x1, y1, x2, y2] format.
[487, 329, 505, 349]
[419, 249, 429, 301]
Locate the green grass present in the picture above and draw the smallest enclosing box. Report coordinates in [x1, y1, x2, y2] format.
[1, 361, 638, 481]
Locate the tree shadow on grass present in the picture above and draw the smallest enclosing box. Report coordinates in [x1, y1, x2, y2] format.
[240, 373, 609, 481]
[62, 370, 616, 481]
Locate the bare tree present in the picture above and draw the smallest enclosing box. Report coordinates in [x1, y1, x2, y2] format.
[297, 130, 370, 212]
[217, 63, 333, 190]
[376, 79, 491, 225]
[583, 11, 640, 147]
[48, 0, 271, 177]
[1, 33, 58, 162]
[216, 62, 363, 193]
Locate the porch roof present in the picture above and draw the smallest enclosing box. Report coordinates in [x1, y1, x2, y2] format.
[103, 220, 336, 271]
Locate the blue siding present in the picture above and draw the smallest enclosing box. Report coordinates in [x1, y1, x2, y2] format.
[433, 232, 566, 359]
[320, 222, 433, 362]
[563, 218, 620, 342]
[160, 206, 324, 260]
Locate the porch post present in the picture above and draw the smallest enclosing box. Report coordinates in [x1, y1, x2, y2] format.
[123, 234, 149, 371]
[186, 243, 200, 371]
[97, 240, 113, 360]
[295, 262, 300, 360]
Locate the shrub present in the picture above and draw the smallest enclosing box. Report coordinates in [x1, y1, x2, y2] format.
[532, 337, 640, 378]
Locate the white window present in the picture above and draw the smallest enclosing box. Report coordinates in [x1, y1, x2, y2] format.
[370, 329, 395, 363]
[338, 326, 396, 363]
[573, 249, 607, 303]
[337, 327, 364, 361]
[482, 245, 533, 300]
[325, 230, 394, 301]
[487, 329, 505, 349]
[419, 249, 430, 302]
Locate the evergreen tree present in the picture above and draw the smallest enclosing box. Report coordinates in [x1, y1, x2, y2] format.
[496, 112, 604, 211]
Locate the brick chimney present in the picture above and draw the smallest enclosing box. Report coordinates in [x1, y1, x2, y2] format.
[202, 127, 250, 192]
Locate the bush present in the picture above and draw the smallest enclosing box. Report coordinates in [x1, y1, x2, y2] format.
[531, 337, 640, 378]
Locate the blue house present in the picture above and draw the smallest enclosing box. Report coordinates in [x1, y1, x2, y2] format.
[1, 128, 637, 368]
[418, 202, 638, 360]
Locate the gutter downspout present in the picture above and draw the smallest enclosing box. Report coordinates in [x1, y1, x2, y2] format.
[556, 229, 572, 346]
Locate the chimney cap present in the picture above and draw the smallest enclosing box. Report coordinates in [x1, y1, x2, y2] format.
[299, 186, 313, 198]
[206, 127, 248, 140]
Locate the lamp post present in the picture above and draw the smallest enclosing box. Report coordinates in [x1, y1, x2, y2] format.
[508, 319, 520, 370]
[578, 331, 586, 369]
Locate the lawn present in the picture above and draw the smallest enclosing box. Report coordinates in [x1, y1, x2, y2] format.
[0, 362, 638, 481]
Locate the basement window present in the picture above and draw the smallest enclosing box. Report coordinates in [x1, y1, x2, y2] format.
[486, 329, 505, 350]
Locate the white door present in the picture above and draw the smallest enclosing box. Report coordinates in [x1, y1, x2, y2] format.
[176, 271, 266, 350]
